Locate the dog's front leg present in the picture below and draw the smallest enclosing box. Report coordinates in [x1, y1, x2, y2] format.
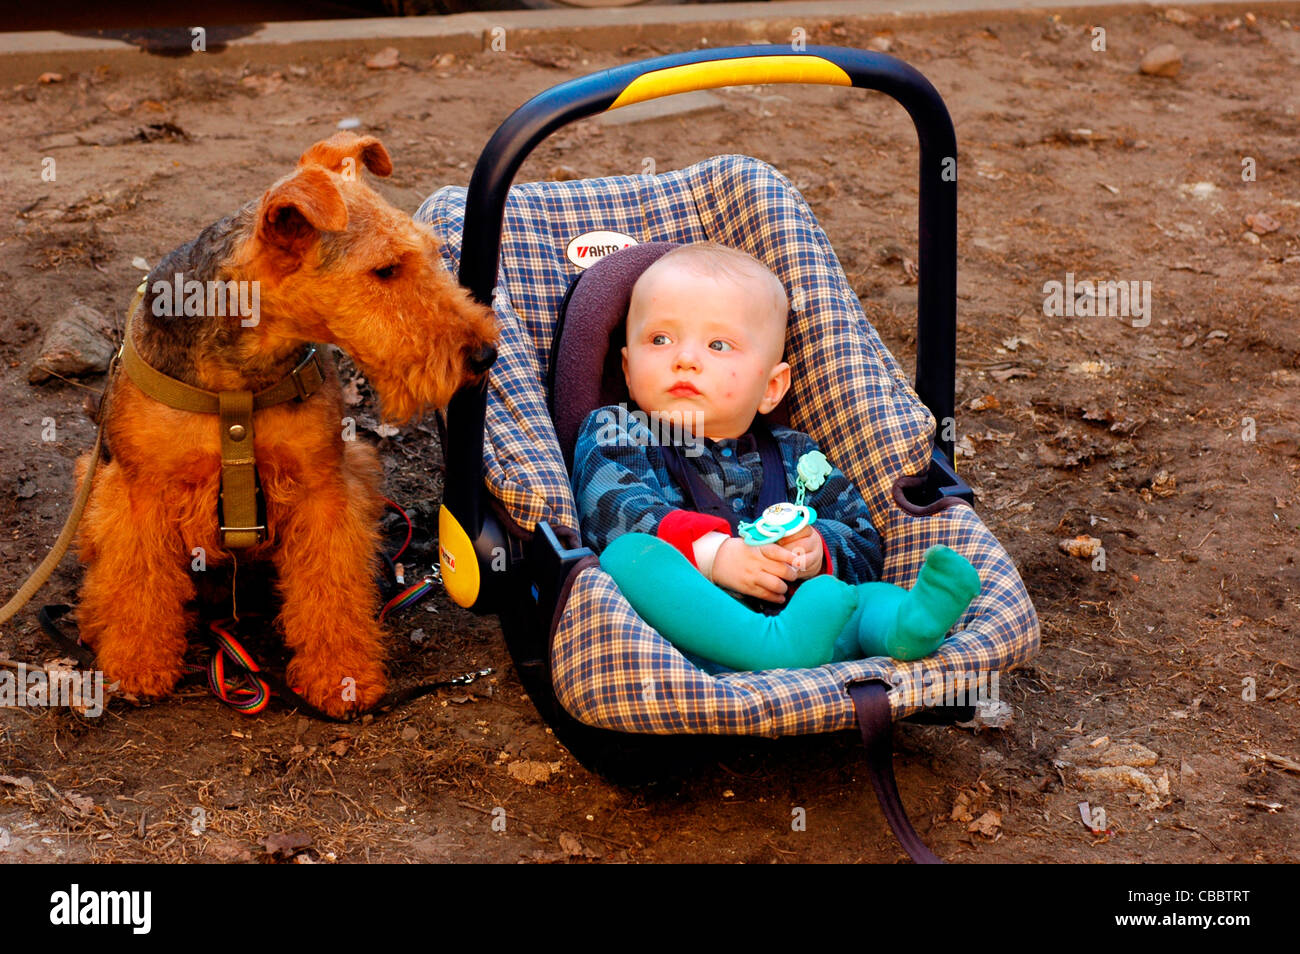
[271, 442, 387, 717]
[74, 456, 197, 698]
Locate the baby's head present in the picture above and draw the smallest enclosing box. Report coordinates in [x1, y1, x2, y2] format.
[621, 243, 791, 441]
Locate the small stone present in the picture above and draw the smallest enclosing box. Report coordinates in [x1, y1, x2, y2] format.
[968, 810, 1002, 838]
[1180, 181, 1218, 200]
[337, 117, 362, 130]
[204, 839, 255, 863]
[971, 699, 1014, 729]
[432, 53, 456, 69]
[1245, 211, 1280, 235]
[366, 47, 401, 70]
[1059, 535, 1102, 559]
[28, 302, 117, 384]
[1140, 44, 1182, 78]
[240, 72, 285, 95]
[507, 760, 562, 785]
[1076, 765, 1161, 797]
[1099, 741, 1158, 767]
[38, 72, 63, 84]
[550, 164, 581, 181]
[103, 91, 133, 113]
[558, 832, 585, 856]
[1042, 16, 1069, 42]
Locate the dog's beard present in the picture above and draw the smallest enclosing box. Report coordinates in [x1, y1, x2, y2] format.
[365, 356, 477, 426]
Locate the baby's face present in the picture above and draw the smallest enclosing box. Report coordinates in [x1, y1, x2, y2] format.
[622, 264, 790, 440]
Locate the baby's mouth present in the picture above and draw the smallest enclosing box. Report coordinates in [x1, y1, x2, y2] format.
[668, 382, 701, 397]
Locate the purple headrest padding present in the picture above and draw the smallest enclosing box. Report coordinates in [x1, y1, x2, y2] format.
[552, 242, 681, 471]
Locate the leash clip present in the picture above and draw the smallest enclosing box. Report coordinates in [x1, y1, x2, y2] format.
[448, 667, 494, 687]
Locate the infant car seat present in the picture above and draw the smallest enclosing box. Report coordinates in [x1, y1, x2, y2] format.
[415, 45, 1040, 863]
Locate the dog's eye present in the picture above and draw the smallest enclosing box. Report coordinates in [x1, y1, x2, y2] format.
[373, 264, 399, 280]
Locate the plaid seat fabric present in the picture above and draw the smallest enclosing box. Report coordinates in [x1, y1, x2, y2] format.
[416, 155, 1039, 733]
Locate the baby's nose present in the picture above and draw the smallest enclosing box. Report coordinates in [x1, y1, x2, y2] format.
[673, 347, 700, 370]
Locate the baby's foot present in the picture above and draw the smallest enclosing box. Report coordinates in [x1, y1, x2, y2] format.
[887, 546, 981, 660]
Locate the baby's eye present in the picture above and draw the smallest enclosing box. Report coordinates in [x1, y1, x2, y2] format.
[709, 340, 733, 352]
[651, 333, 671, 346]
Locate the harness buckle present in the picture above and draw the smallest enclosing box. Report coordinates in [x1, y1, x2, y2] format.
[220, 523, 266, 546]
[289, 345, 319, 401]
[220, 522, 267, 535]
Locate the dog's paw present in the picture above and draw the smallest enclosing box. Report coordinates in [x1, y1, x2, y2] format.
[102, 659, 184, 701]
[287, 662, 386, 718]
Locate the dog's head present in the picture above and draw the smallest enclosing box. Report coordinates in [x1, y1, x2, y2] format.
[237, 132, 497, 424]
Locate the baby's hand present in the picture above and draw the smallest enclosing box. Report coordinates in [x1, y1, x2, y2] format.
[710, 537, 799, 604]
[778, 526, 824, 580]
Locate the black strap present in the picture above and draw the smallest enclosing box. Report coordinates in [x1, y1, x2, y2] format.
[38, 604, 96, 667]
[659, 414, 789, 616]
[211, 651, 493, 725]
[660, 413, 787, 533]
[37, 602, 491, 724]
[849, 680, 944, 864]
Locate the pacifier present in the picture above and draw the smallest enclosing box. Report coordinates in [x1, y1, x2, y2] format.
[738, 501, 816, 546]
[736, 451, 834, 546]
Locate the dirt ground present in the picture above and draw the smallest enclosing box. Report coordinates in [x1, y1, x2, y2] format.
[1, 8, 1297, 864]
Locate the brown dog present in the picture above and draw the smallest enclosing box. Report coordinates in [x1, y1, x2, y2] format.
[72, 133, 496, 717]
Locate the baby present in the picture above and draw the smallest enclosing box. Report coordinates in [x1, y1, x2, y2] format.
[570, 242, 980, 672]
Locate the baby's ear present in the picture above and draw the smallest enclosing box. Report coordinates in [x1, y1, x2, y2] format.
[759, 361, 791, 414]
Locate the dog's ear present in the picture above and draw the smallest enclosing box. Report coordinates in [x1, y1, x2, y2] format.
[297, 132, 393, 178]
[257, 166, 349, 254]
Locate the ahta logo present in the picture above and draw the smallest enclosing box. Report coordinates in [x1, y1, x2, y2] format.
[566, 231, 638, 270]
[577, 244, 628, 258]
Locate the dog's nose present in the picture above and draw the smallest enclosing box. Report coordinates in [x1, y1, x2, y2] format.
[468, 343, 497, 374]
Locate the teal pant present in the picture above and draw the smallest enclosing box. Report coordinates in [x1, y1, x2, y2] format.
[599, 533, 981, 672]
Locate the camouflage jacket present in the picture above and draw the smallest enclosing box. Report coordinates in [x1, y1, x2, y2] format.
[571, 405, 885, 597]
